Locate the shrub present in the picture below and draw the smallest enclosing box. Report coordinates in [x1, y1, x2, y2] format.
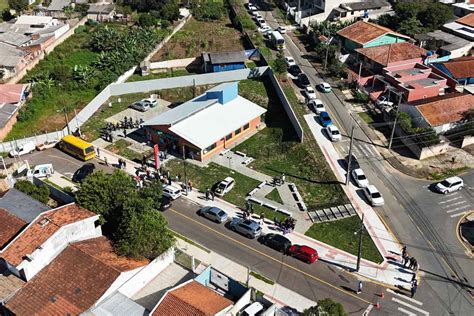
[14, 180, 50, 204]
[193, 2, 224, 21]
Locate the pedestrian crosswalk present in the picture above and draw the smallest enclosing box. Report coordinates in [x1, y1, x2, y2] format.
[437, 192, 472, 218]
[387, 289, 429, 315]
[352, 143, 380, 160]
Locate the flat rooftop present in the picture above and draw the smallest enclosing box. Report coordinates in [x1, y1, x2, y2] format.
[404, 77, 444, 88]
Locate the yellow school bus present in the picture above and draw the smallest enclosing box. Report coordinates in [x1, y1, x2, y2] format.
[58, 135, 96, 161]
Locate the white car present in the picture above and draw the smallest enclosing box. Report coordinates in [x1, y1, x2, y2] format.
[256, 18, 265, 27]
[248, 4, 257, 11]
[435, 176, 464, 194]
[363, 185, 384, 207]
[9, 141, 35, 157]
[285, 56, 296, 67]
[319, 82, 332, 93]
[308, 99, 325, 114]
[258, 25, 272, 33]
[142, 98, 158, 107]
[325, 125, 341, 142]
[253, 12, 262, 19]
[304, 86, 317, 100]
[351, 168, 369, 188]
[277, 26, 287, 34]
[162, 185, 182, 200]
[215, 177, 235, 197]
[375, 96, 394, 108]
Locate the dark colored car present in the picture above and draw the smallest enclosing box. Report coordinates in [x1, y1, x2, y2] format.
[259, 233, 292, 254]
[160, 197, 172, 211]
[72, 163, 95, 183]
[288, 245, 318, 264]
[297, 73, 311, 87]
[344, 153, 360, 170]
[288, 65, 302, 76]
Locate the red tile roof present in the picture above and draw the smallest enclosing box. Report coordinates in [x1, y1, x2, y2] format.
[337, 21, 410, 45]
[0, 208, 26, 249]
[0, 203, 97, 266]
[456, 13, 474, 28]
[356, 42, 428, 67]
[0, 84, 25, 104]
[438, 56, 474, 79]
[152, 281, 233, 316]
[5, 236, 148, 315]
[414, 93, 474, 126]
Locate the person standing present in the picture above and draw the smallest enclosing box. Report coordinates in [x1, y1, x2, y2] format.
[104, 156, 108, 166]
[409, 257, 416, 270]
[205, 188, 210, 200]
[404, 256, 411, 268]
[210, 190, 215, 201]
[410, 284, 417, 298]
[96, 147, 100, 158]
[357, 281, 363, 294]
[281, 173, 286, 184]
[259, 213, 265, 225]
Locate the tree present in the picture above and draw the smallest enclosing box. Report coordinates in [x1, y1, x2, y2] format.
[273, 51, 287, 75]
[302, 298, 347, 316]
[374, 14, 398, 30]
[418, 2, 453, 32]
[138, 13, 156, 27]
[52, 64, 72, 83]
[159, 0, 179, 21]
[398, 17, 423, 38]
[8, 0, 28, 12]
[394, 1, 423, 21]
[139, 179, 163, 209]
[14, 180, 50, 204]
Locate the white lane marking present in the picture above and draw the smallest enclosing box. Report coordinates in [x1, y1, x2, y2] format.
[439, 196, 463, 204]
[362, 303, 374, 315]
[392, 298, 429, 315]
[442, 201, 468, 208]
[450, 211, 469, 218]
[357, 144, 371, 157]
[365, 144, 379, 157]
[446, 204, 471, 213]
[398, 307, 417, 316]
[387, 289, 423, 306]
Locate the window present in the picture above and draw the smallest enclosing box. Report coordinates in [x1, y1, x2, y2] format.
[235, 127, 241, 135]
[243, 123, 250, 130]
[226, 133, 232, 141]
[203, 143, 216, 154]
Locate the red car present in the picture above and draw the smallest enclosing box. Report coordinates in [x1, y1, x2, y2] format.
[288, 245, 318, 264]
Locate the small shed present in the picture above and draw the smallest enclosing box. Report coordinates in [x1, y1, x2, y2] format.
[202, 51, 247, 73]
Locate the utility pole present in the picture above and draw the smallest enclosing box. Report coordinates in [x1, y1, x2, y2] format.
[63, 107, 70, 135]
[388, 94, 402, 150]
[74, 108, 81, 137]
[345, 126, 355, 185]
[182, 145, 188, 195]
[357, 62, 362, 83]
[324, 30, 330, 71]
[356, 214, 365, 272]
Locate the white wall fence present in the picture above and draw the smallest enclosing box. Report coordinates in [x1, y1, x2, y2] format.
[150, 57, 197, 70]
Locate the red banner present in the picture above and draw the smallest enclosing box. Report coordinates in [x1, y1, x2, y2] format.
[154, 144, 160, 170]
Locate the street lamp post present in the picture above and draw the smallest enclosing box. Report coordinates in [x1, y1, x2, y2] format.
[182, 145, 188, 195]
[388, 93, 403, 150]
[356, 214, 365, 272]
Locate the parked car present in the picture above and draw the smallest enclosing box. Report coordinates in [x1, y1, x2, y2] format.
[318, 111, 333, 127]
[363, 185, 384, 206]
[36, 140, 58, 151]
[247, 4, 257, 11]
[308, 99, 325, 114]
[277, 26, 287, 34]
[345, 153, 360, 170]
[256, 17, 266, 27]
[253, 12, 262, 19]
[242, 302, 264, 316]
[288, 65, 302, 76]
[160, 197, 172, 211]
[162, 185, 182, 200]
[435, 176, 464, 194]
[9, 141, 36, 157]
[28, 164, 54, 178]
[130, 101, 150, 112]
[297, 73, 311, 87]
[288, 245, 319, 264]
[229, 218, 262, 239]
[215, 177, 235, 197]
[142, 98, 158, 107]
[318, 82, 332, 93]
[325, 125, 341, 142]
[259, 233, 292, 254]
[198, 206, 229, 223]
[258, 25, 272, 33]
[72, 163, 95, 183]
[285, 56, 296, 67]
[375, 96, 393, 109]
[304, 86, 317, 100]
[351, 168, 369, 188]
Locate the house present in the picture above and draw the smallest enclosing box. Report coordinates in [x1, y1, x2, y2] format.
[432, 56, 474, 87]
[406, 93, 474, 133]
[331, 0, 392, 22]
[415, 30, 472, 59]
[143, 82, 266, 161]
[451, 0, 474, 16]
[87, 3, 116, 22]
[0, 188, 49, 223]
[43, 0, 89, 18]
[202, 51, 247, 73]
[337, 21, 410, 52]
[0, 209, 26, 250]
[0, 84, 29, 140]
[442, 13, 474, 42]
[0, 203, 101, 281]
[0, 43, 29, 81]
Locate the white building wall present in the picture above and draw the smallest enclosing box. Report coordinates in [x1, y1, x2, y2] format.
[16, 215, 101, 281]
[230, 289, 251, 315]
[93, 268, 140, 307]
[53, 24, 70, 39]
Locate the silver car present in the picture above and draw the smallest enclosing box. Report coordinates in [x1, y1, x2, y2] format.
[229, 218, 262, 239]
[130, 101, 150, 112]
[198, 206, 228, 223]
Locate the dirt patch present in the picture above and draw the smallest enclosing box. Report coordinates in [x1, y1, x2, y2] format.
[152, 17, 244, 61]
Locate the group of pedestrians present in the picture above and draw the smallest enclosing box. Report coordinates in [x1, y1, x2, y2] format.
[401, 246, 419, 298]
[117, 158, 127, 170]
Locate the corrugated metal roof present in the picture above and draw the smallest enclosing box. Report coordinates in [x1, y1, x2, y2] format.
[208, 51, 247, 64]
[85, 292, 147, 316]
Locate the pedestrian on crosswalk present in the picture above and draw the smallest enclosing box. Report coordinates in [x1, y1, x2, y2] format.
[401, 246, 407, 263]
[411, 273, 416, 283]
[402, 253, 409, 267]
[404, 256, 411, 268]
[356, 281, 363, 294]
[409, 257, 415, 269]
[410, 284, 417, 298]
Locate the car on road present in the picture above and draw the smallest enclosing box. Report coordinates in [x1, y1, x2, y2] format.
[318, 82, 332, 93]
[304, 86, 317, 100]
[247, 4, 257, 11]
[142, 98, 158, 107]
[259, 233, 292, 253]
[325, 125, 341, 142]
[229, 218, 262, 239]
[288, 65, 302, 76]
[285, 56, 296, 67]
[435, 176, 464, 194]
[345, 153, 360, 170]
[351, 168, 369, 188]
[130, 101, 150, 112]
[72, 163, 95, 183]
[162, 185, 182, 200]
[252, 11, 261, 18]
[160, 197, 172, 211]
[9, 141, 35, 157]
[308, 99, 325, 114]
[256, 17, 266, 27]
[198, 206, 229, 223]
[363, 185, 384, 206]
[28, 164, 54, 178]
[297, 73, 311, 87]
[277, 26, 287, 34]
[318, 111, 333, 127]
[258, 25, 272, 34]
[288, 245, 318, 263]
[215, 177, 235, 197]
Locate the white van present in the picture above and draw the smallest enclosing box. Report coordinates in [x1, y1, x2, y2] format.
[28, 164, 54, 178]
[162, 185, 182, 200]
[9, 141, 36, 157]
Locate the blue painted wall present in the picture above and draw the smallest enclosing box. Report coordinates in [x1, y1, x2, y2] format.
[206, 82, 238, 104]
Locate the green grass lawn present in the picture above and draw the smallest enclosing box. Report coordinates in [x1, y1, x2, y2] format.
[251, 203, 288, 222]
[265, 188, 284, 204]
[165, 160, 260, 210]
[358, 112, 374, 125]
[305, 216, 384, 263]
[127, 69, 193, 82]
[105, 139, 143, 162]
[0, 0, 8, 11]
